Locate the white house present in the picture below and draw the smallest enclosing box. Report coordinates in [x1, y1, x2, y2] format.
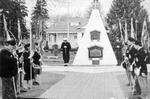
[45, 17, 87, 49]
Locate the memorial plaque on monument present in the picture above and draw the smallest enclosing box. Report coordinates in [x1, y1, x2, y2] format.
[90, 30, 100, 41]
[88, 46, 103, 58]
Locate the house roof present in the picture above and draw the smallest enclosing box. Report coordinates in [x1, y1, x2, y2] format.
[46, 17, 88, 34]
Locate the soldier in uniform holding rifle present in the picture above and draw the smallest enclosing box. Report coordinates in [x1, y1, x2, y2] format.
[0, 39, 18, 99]
[122, 37, 137, 89]
[32, 42, 42, 85]
[23, 43, 34, 89]
[16, 43, 27, 93]
[133, 41, 148, 96]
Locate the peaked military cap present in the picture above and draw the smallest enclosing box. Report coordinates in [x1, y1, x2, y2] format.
[135, 40, 142, 46]
[24, 43, 30, 49]
[128, 37, 135, 42]
[5, 39, 16, 46]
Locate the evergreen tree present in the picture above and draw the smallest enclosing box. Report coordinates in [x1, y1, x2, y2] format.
[31, 0, 49, 54]
[31, 0, 49, 38]
[0, 0, 28, 43]
[107, 0, 149, 48]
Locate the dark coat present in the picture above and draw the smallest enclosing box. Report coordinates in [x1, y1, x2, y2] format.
[16, 50, 23, 68]
[126, 45, 137, 64]
[0, 49, 18, 78]
[61, 42, 71, 63]
[32, 51, 41, 65]
[135, 47, 148, 75]
[23, 51, 34, 80]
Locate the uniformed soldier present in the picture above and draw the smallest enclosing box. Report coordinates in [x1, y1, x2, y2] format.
[32, 42, 42, 85]
[133, 41, 148, 96]
[61, 38, 71, 66]
[23, 44, 34, 89]
[124, 37, 137, 88]
[0, 39, 18, 99]
[16, 43, 27, 93]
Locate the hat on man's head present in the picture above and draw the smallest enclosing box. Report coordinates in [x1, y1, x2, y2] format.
[124, 42, 128, 45]
[5, 39, 16, 46]
[63, 38, 67, 41]
[135, 40, 142, 46]
[128, 37, 135, 42]
[35, 42, 38, 46]
[24, 43, 30, 49]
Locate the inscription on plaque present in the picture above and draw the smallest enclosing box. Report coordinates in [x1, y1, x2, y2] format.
[90, 30, 100, 41]
[88, 46, 103, 58]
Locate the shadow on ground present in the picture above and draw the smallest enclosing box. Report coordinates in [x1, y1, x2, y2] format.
[117, 72, 150, 99]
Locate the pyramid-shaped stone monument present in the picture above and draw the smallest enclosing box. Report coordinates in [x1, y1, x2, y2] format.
[73, 9, 117, 65]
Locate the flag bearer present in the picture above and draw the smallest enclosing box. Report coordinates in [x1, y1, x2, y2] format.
[0, 39, 18, 99]
[133, 41, 148, 96]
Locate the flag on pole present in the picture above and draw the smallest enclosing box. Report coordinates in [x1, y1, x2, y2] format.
[3, 15, 12, 41]
[18, 19, 22, 46]
[18, 19, 21, 41]
[130, 18, 137, 40]
[124, 19, 128, 42]
[141, 18, 149, 50]
[118, 19, 124, 43]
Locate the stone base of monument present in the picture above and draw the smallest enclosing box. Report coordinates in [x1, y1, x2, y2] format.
[92, 58, 100, 65]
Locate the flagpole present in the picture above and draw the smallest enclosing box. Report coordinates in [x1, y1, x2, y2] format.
[29, 22, 33, 88]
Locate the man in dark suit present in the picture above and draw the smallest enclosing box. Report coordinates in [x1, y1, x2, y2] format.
[61, 38, 71, 66]
[0, 39, 18, 99]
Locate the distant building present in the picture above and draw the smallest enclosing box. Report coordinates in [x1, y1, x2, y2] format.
[45, 17, 87, 49]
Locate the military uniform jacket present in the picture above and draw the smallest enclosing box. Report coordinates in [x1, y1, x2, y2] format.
[0, 49, 18, 78]
[126, 45, 137, 64]
[135, 47, 148, 75]
[32, 51, 41, 65]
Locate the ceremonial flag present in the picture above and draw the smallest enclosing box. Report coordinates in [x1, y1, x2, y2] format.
[141, 18, 149, 50]
[124, 19, 128, 42]
[118, 19, 124, 43]
[18, 19, 21, 41]
[3, 15, 11, 41]
[131, 18, 137, 40]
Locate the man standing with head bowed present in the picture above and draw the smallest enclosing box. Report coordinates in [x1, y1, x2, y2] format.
[61, 38, 71, 66]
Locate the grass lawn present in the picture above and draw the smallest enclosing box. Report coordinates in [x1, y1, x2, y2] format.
[0, 72, 65, 98]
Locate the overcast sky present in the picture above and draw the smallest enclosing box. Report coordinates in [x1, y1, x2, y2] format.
[25, 0, 150, 28]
